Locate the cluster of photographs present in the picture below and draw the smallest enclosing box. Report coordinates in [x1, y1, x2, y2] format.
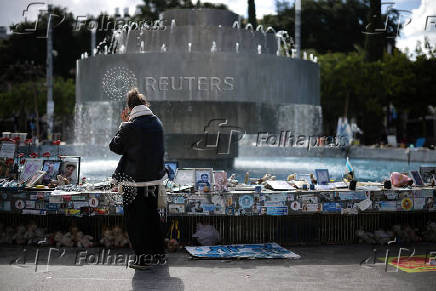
[0, 188, 435, 217]
[0, 158, 80, 188]
[166, 189, 436, 216]
[0, 191, 122, 216]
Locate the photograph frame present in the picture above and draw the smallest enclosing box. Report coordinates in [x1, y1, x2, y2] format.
[213, 170, 228, 192]
[194, 168, 213, 192]
[25, 170, 46, 187]
[315, 169, 330, 185]
[164, 161, 178, 181]
[419, 167, 436, 184]
[19, 158, 44, 185]
[410, 170, 424, 187]
[42, 160, 62, 184]
[59, 156, 81, 185]
[174, 168, 195, 186]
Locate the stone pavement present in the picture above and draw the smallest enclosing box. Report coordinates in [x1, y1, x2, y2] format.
[0, 243, 435, 290]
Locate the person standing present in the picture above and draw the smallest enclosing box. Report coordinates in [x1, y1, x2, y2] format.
[109, 88, 166, 270]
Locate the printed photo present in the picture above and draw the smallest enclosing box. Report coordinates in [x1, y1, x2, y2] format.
[42, 160, 62, 184]
[165, 161, 178, 181]
[195, 168, 213, 192]
[59, 161, 79, 185]
[26, 170, 46, 187]
[19, 159, 43, 184]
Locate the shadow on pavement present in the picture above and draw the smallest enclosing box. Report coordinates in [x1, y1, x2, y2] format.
[131, 265, 184, 291]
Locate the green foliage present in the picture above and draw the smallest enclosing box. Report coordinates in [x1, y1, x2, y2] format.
[320, 49, 436, 144]
[139, 0, 226, 19]
[0, 77, 75, 132]
[261, 0, 370, 54]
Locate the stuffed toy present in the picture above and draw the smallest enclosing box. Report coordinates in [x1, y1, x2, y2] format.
[355, 230, 376, 244]
[13, 225, 26, 245]
[61, 232, 74, 247]
[54, 231, 64, 247]
[27, 227, 47, 245]
[374, 230, 394, 245]
[70, 226, 80, 244]
[24, 223, 38, 244]
[423, 222, 436, 242]
[403, 225, 421, 242]
[0, 226, 14, 244]
[76, 231, 94, 248]
[192, 223, 220, 246]
[390, 172, 412, 187]
[100, 228, 114, 248]
[112, 226, 129, 248]
[165, 238, 179, 252]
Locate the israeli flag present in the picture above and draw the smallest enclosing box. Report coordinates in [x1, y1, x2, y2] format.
[346, 156, 353, 173]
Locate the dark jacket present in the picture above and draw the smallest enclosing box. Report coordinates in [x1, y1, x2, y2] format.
[109, 115, 165, 182]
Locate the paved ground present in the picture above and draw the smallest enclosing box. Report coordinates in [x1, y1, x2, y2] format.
[0, 243, 436, 290]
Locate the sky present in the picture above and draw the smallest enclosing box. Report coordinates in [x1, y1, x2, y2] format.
[0, 0, 434, 55]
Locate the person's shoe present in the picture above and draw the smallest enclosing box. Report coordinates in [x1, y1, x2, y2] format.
[129, 263, 152, 271]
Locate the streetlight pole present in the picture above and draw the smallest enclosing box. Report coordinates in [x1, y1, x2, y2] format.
[295, 0, 301, 59]
[46, 4, 54, 141]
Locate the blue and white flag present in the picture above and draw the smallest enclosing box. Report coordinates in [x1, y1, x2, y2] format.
[346, 156, 353, 173]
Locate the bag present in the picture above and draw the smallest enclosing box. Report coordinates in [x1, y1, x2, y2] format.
[157, 184, 167, 209]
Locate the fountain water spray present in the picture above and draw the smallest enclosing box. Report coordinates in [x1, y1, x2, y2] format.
[211, 41, 217, 53]
[235, 42, 239, 53]
[257, 44, 262, 54]
[188, 42, 192, 52]
[161, 43, 167, 52]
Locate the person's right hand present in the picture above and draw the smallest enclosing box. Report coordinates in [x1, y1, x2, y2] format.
[121, 107, 130, 122]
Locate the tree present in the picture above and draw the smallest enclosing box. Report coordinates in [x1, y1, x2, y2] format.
[248, 0, 257, 27]
[261, 0, 370, 54]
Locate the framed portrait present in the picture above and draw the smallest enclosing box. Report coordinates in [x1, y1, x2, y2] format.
[59, 156, 81, 185]
[164, 161, 178, 181]
[59, 160, 79, 185]
[26, 170, 46, 187]
[315, 169, 330, 185]
[410, 170, 424, 186]
[19, 159, 43, 184]
[186, 196, 212, 214]
[419, 167, 436, 184]
[195, 168, 213, 192]
[213, 170, 227, 192]
[168, 204, 185, 214]
[42, 160, 62, 184]
[174, 168, 195, 186]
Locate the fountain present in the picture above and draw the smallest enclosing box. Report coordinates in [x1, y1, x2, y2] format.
[75, 8, 322, 168]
